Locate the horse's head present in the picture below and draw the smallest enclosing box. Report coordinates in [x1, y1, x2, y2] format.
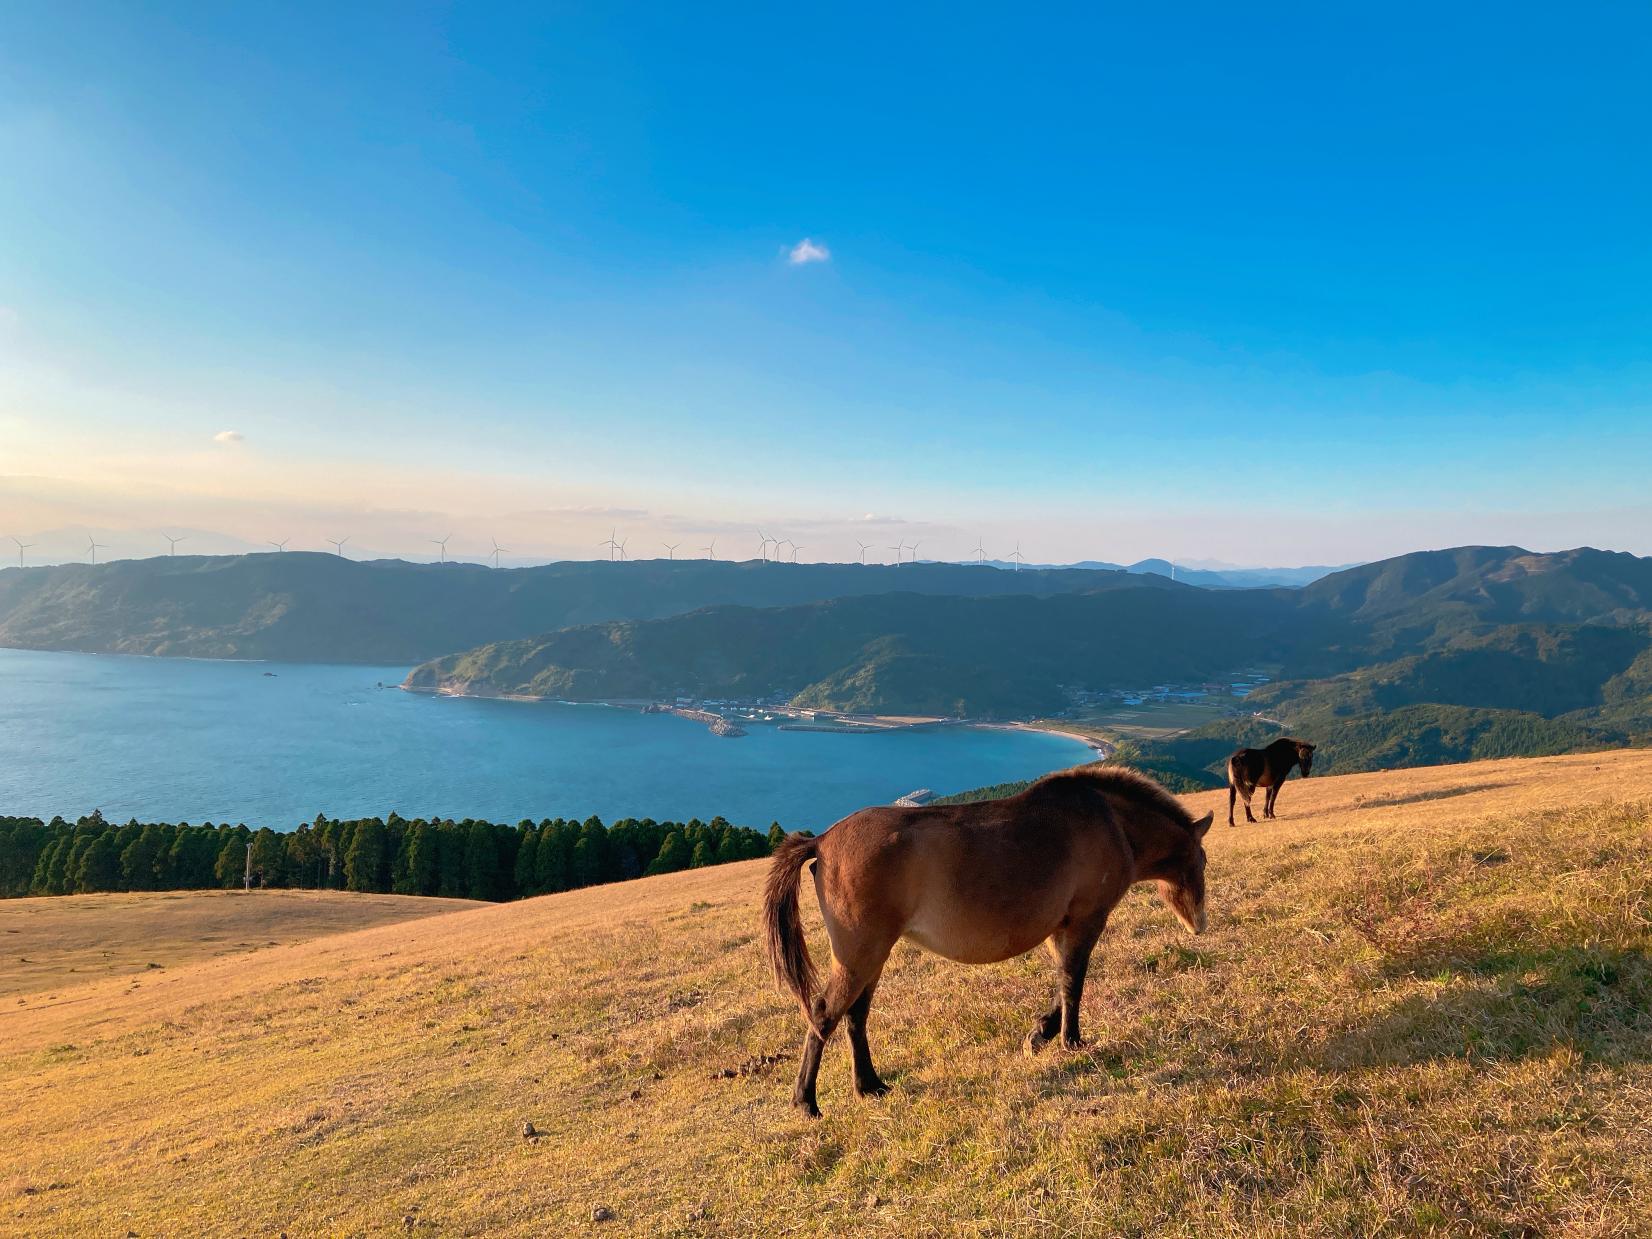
[1296, 742, 1316, 776]
[1152, 810, 1212, 935]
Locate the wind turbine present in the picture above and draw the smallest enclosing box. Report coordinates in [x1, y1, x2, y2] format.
[600, 530, 620, 561]
[756, 528, 774, 563]
[972, 538, 986, 566]
[490, 538, 507, 569]
[702, 539, 718, 560]
[790, 544, 805, 563]
[856, 540, 872, 564]
[267, 538, 289, 553]
[662, 542, 680, 560]
[86, 535, 108, 564]
[327, 536, 350, 558]
[163, 533, 186, 556]
[9, 536, 34, 568]
[616, 537, 629, 562]
[906, 540, 922, 564]
[1009, 542, 1026, 571]
[430, 534, 452, 563]
[775, 537, 794, 563]
[886, 543, 905, 565]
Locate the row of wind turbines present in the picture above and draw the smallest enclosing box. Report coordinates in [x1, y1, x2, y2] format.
[7, 531, 1106, 575]
[5, 530, 1041, 570]
[10, 534, 110, 567]
[594, 528, 1031, 569]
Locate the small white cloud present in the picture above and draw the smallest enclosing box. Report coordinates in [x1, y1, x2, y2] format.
[787, 238, 830, 265]
[213, 430, 244, 444]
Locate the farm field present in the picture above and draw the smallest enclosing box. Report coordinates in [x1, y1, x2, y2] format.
[1050, 697, 1250, 742]
[4, 750, 1652, 1236]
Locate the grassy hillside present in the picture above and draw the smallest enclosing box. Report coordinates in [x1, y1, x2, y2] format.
[0, 889, 479, 998]
[0, 553, 1151, 663]
[6, 751, 1651, 1236]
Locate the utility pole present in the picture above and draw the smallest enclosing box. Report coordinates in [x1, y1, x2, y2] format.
[244, 840, 253, 891]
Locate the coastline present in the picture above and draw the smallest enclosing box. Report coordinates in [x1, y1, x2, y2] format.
[972, 720, 1112, 758]
[403, 684, 1109, 757]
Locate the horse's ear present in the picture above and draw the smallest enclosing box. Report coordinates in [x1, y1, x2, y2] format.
[1191, 810, 1213, 839]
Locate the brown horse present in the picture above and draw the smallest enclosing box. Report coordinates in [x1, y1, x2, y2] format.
[1226, 737, 1315, 826]
[763, 766, 1213, 1116]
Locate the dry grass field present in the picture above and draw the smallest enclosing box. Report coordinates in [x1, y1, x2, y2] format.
[0, 889, 481, 1000]
[4, 749, 1651, 1237]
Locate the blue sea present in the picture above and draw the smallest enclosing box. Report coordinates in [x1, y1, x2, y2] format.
[0, 648, 1093, 830]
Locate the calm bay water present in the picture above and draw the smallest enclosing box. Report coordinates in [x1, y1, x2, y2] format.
[0, 648, 1093, 829]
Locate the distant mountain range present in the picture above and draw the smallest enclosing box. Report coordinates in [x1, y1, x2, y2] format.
[6, 545, 1650, 780]
[0, 552, 1170, 664]
[405, 548, 1652, 763]
[1056, 559, 1352, 588]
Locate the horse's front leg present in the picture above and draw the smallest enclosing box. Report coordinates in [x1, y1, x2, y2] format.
[1025, 922, 1105, 1053]
[1264, 784, 1279, 819]
[1023, 1000, 1061, 1055]
[1057, 926, 1105, 1049]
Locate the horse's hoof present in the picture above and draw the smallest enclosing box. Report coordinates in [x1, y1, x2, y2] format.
[791, 1097, 822, 1119]
[1023, 1030, 1051, 1056]
[855, 1076, 891, 1099]
[1059, 1036, 1089, 1053]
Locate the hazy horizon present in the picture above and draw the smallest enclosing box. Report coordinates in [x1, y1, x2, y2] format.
[0, 522, 1636, 574]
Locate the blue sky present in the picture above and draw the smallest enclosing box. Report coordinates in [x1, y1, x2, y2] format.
[2, 2, 1649, 566]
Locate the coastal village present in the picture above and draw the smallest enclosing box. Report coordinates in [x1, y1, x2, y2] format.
[640, 667, 1276, 746]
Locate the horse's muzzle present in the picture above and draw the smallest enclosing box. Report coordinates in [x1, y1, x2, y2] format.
[1171, 901, 1207, 936]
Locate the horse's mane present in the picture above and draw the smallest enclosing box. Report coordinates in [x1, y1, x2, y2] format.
[1029, 763, 1197, 829]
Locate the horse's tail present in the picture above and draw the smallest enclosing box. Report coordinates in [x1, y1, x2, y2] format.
[1227, 753, 1253, 793]
[763, 833, 821, 1025]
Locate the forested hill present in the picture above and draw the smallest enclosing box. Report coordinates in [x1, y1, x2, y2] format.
[1290, 545, 1652, 671]
[409, 546, 1652, 721]
[0, 552, 1169, 663]
[0, 810, 779, 903]
[406, 586, 1295, 717]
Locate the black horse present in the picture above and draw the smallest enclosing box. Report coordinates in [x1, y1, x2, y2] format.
[1227, 737, 1315, 826]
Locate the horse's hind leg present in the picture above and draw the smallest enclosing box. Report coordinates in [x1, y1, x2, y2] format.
[844, 969, 889, 1098]
[791, 955, 890, 1117]
[1264, 784, 1279, 819]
